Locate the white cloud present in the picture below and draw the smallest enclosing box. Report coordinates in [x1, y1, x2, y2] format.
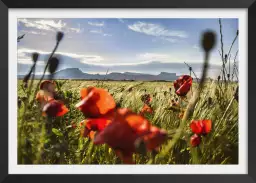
[20, 30, 47, 35]
[128, 21, 188, 38]
[88, 21, 104, 27]
[80, 55, 104, 64]
[160, 37, 177, 43]
[103, 33, 112, 37]
[18, 19, 65, 31]
[118, 18, 125, 23]
[18, 19, 83, 34]
[17, 48, 104, 64]
[90, 30, 101, 34]
[90, 29, 112, 37]
[137, 53, 169, 61]
[68, 23, 84, 33]
[68, 27, 83, 33]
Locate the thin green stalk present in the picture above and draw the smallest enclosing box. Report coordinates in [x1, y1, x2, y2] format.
[219, 19, 227, 83]
[159, 51, 210, 157]
[33, 41, 60, 101]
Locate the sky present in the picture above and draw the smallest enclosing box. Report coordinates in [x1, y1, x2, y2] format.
[17, 18, 239, 78]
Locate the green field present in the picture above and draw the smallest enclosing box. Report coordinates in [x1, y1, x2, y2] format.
[17, 79, 238, 164]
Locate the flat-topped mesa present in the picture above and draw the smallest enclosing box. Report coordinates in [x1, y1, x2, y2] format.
[18, 68, 179, 81]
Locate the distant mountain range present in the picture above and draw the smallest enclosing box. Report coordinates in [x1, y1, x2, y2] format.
[17, 68, 180, 81]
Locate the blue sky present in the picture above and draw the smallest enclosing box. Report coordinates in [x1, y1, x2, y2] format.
[17, 18, 238, 78]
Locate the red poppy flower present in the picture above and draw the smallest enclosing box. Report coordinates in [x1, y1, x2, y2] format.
[142, 126, 167, 151]
[93, 108, 166, 163]
[42, 100, 69, 117]
[140, 104, 153, 116]
[93, 114, 138, 159]
[36, 90, 54, 103]
[190, 120, 212, 135]
[80, 118, 111, 138]
[36, 90, 55, 109]
[75, 87, 116, 118]
[173, 75, 193, 96]
[40, 80, 56, 93]
[190, 134, 201, 147]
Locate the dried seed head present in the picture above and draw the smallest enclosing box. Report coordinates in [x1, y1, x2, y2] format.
[201, 31, 216, 52]
[56, 32, 64, 42]
[48, 57, 59, 74]
[32, 52, 39, 63]
[236, 30, 239, 36]
[189, 67, 192, 71]
[217, 75, 221, 81]
[225, 54, 228, 61]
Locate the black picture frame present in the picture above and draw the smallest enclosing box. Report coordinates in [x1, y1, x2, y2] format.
[0, 0, 255, 182]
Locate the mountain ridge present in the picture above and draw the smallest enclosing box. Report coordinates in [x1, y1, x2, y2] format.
[17, 68, 179, 81]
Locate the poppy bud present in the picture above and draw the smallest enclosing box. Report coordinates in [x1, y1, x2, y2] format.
[236, 30, 239, 36]
[190, 134, 201, 147]
[227, 74, 230, 79]
[189, 67, 192, 71]
[217, 75, 221, 81]
[48, 57, 59, 74]
[225, 54, 228, 63]
[56, 32, 64, 42]
[201, 31, 216, 52]
[32, 52, 39, 63]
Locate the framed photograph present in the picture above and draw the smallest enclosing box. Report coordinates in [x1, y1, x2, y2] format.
[0, 0, 255, 182]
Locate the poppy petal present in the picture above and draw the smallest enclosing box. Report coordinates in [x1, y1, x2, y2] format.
[143, 126, 167, 151]
[86, 118, 111, 131]
[42, 100, 68, 117]
[202, 120, 212, 134]
[95, 88, 116, 114]
[93, 131, 106, 145]
[174, 75, 193, 96]
[56, 104, 69, 117]
[190, 120, 203, 134]
[76, 88, 116, 118]
[89, 131, 96, 140]
[80, 87, 93, 99]
[190, 134, 201, 147]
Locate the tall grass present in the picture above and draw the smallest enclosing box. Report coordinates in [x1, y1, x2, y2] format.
[17, 79, 238, 164]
